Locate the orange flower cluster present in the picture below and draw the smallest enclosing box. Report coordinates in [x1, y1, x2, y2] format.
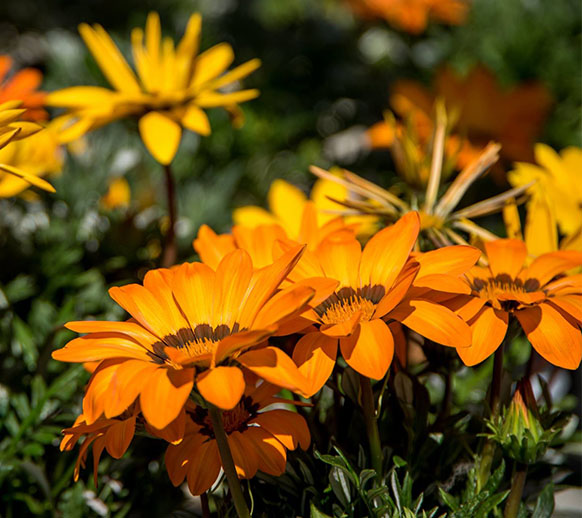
[0, 55, 47, 121]
[52, 199, 582, 494]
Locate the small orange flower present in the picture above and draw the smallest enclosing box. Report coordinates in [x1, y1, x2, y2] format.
[0, 56, 47, 121]
[285, 212, 474, 395]
[165, 383, 310, 495]
[52, 247, 314, 431]
[347, 0, 469, 34]
[442, 239, 582, 368]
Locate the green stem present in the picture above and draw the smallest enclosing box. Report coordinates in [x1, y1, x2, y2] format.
[161, 163, 177, 267]
[359, 375, 383, 477]
[208, 405, 251, 518]
[504, 463, 528, 518]
[477, 344, 504, 491]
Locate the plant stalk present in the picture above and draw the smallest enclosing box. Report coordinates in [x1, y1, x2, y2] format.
[208, 405, 251, 518]
[477, 344, 504, 491]
[201, 492, 211, 518]
[161, 163, 177, 267]
[359, 374, 383, 477]
[504, 463, 528, 518]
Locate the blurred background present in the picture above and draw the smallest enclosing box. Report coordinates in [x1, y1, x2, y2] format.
[0, 0, 580, 516]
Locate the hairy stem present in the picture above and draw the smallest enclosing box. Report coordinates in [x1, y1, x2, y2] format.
[161, 163, 177, 267]
[359, 375, 383, 477]
[504, 463, 528, 518]
[208, 405, 251, 518]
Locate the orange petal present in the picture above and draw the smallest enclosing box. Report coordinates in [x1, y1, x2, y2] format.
[165, 433, 205, 486]
[360, 211, 419, 290]
[339, 319, 393, 380]
[213, 328, 276, 365]
[516, 304, 582, 369]
[373, 261, 419, 318]
[140, 368, 194, 429]
[521, 251, 582, 287]
[193, 224, 236, 270]
[242, 426, 287, 476]
[484, 239, 527, 278]
[83, 360, 124, 424]
[292, 332, 338, 397]
[52, 333, 152, 363]
[320, 310, 362, 337]
[104, 416, 136, 458]
[291, 277, 339, 307]
[457, 306, 508, 366]
[388, 299, 472, 348]
[65, 320, 157, 349]
[186, 438, 221, 495]
[414, 245, 481, 278]
[548, 295, 582, 323]
[214, 249, 253, 328]
[171, 261, 216, 327]
[251, 409, 310, 450]
[237, 346, 310, 396]
[232, 224, 286, 268]
[314, 235, 361, 289]
[228, 430, 259, 478]
[196, 366, 245, 410]
[252, 284, 314, 329]
[413, 274, 472, 294]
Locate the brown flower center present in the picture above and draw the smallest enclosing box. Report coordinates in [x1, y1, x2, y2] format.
[317, 287, 382, 326]
[191, 396, 260, 437]
[471, 274, 540, 309]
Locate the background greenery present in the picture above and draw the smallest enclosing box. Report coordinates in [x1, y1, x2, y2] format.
[0, 0, 580, 516]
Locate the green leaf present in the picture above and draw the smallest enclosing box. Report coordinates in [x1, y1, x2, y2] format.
[531, 483, 554, 518]
[393, 455, 407, 468]
[438, 487, 459, 511]
[329, 466, 352, 508]
[310, 502, 333, 518]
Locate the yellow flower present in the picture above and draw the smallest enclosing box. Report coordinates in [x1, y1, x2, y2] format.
[509, 144, 582, 241]
[233, 177, 379, 239]
[101, 177, 131, 210]
[0, 120, 63, 198]
[0, 100, 55, 194]
[47, 12, 261, 165]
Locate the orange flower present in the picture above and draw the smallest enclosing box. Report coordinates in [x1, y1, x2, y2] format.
[443, 239, 582, 368]
[52, 247, 314, 431]
[285, 212, 474, 396]
[0, 56, 47, 121]
[347, 0, 469, 34]
[368, 65, 552, 166]
[165, 382, 310, 495]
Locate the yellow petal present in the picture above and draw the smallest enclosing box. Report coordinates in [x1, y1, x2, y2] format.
[180, 104, 211, 136]
[268, 179, 307, 238]
[0, 164, 55, 193]
[190, 43, 234, 90]
[138, 111, 182, 165]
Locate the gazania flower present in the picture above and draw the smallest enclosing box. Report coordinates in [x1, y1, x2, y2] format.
[508, 144, 582, 241]
[47, 12, 260, 164]
[165, 382, 310, 495]
[347, 0, 469, 34]
[0, 101, 54, 193]
[368, 66, 551, 166]
[52, 247, 314, 431]
[0, 121, 62, 198]
[312, 110, 531, 249]
[233, 178, 378, 240]
[444, 239, 582, 369]
[0, 55, 47, 121]
[286, 212, 473, 396]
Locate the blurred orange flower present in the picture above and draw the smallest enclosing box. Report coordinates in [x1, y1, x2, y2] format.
[52, 248, 314, 431]
[165, 383, 310, 495]
[347, 0, 469, 34]
[0, 56, 47, 121]
[368, 65, 552, 166]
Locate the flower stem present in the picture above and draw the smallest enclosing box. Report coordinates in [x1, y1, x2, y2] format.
[359, 375, 383, 477]
[477, 344, 504, 491]
[201, 492, 211, 518]
[207, 405, 251, 518]
[504, 463, 528, 518]
[161, 163, 177, 267]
